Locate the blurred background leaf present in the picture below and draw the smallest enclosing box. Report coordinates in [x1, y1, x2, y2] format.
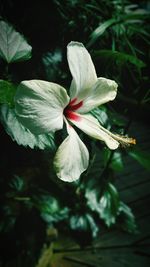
[0, 80, 17, 107]
[117, 201, 138, 233]
[86, 183, 120, 227]
[128, 147, 150, 171]
[0, 20, 32, 63]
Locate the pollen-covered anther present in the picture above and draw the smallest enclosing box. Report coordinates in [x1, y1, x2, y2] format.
[129, 138, 136, 145]
[114, 134, 136, 147]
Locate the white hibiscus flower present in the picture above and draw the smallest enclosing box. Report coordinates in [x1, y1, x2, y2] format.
[15, 41, 135, 182]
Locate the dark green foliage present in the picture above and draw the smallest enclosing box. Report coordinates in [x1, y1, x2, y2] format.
[86, 183, 120, 226]
[0, 0, 150, 266]
[93, 49, 146, 70]
[0, 80, 17, 107]
[117, 202, 138, 234]
[128, 147, 150, 171]
[69, 213, 99, 245]
[9, 175, 25, 192]
[33, 194, 69, 223]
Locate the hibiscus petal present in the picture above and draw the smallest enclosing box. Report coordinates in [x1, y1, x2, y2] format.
[15, 80, 70, 134]
[68, 113, 119, 150]
[54, 120, 89, 182]
[67, 41, 97, 101]
[78, 77, 118, 113]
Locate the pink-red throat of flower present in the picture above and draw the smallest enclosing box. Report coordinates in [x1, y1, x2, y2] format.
[64, 98, 83, 121]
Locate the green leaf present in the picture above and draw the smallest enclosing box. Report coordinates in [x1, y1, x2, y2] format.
[42, 49, 62, 80]
[0, 80, 17, 107]
[90, 106, 109, 126]
[34, 195, 69, 223]
[88, 13, 149, 47]
[41, 208, 69, 224]
[123, 13, 150, 22]
[0, 105, 56, 150]
[118, 202, 138, 233]
[86, 183, 120, 227]
[0, 20, 32, 63]
[0, 215, 16, 233]
[102, 144, 124, 173]
[128, 147, 150, 171]
[0, 205, 17, 233]
[9, 175, 25, 192]
[109, 111, 127, 127]
[88, 18, 116, 47]
[110, 151, 124, 172]
[93, 50, 146, 69]
[69, 213, 99, 239]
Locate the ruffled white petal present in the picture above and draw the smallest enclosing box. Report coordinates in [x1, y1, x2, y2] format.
[54, 120, 89, 182]
[15, 80, 70, 134]
[78, 78, 118, 113]
[67, 41, 97, 101]
[68, 113, 119, 150]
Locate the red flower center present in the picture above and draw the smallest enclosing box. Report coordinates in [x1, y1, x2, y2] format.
[64, 98, 83, 121]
